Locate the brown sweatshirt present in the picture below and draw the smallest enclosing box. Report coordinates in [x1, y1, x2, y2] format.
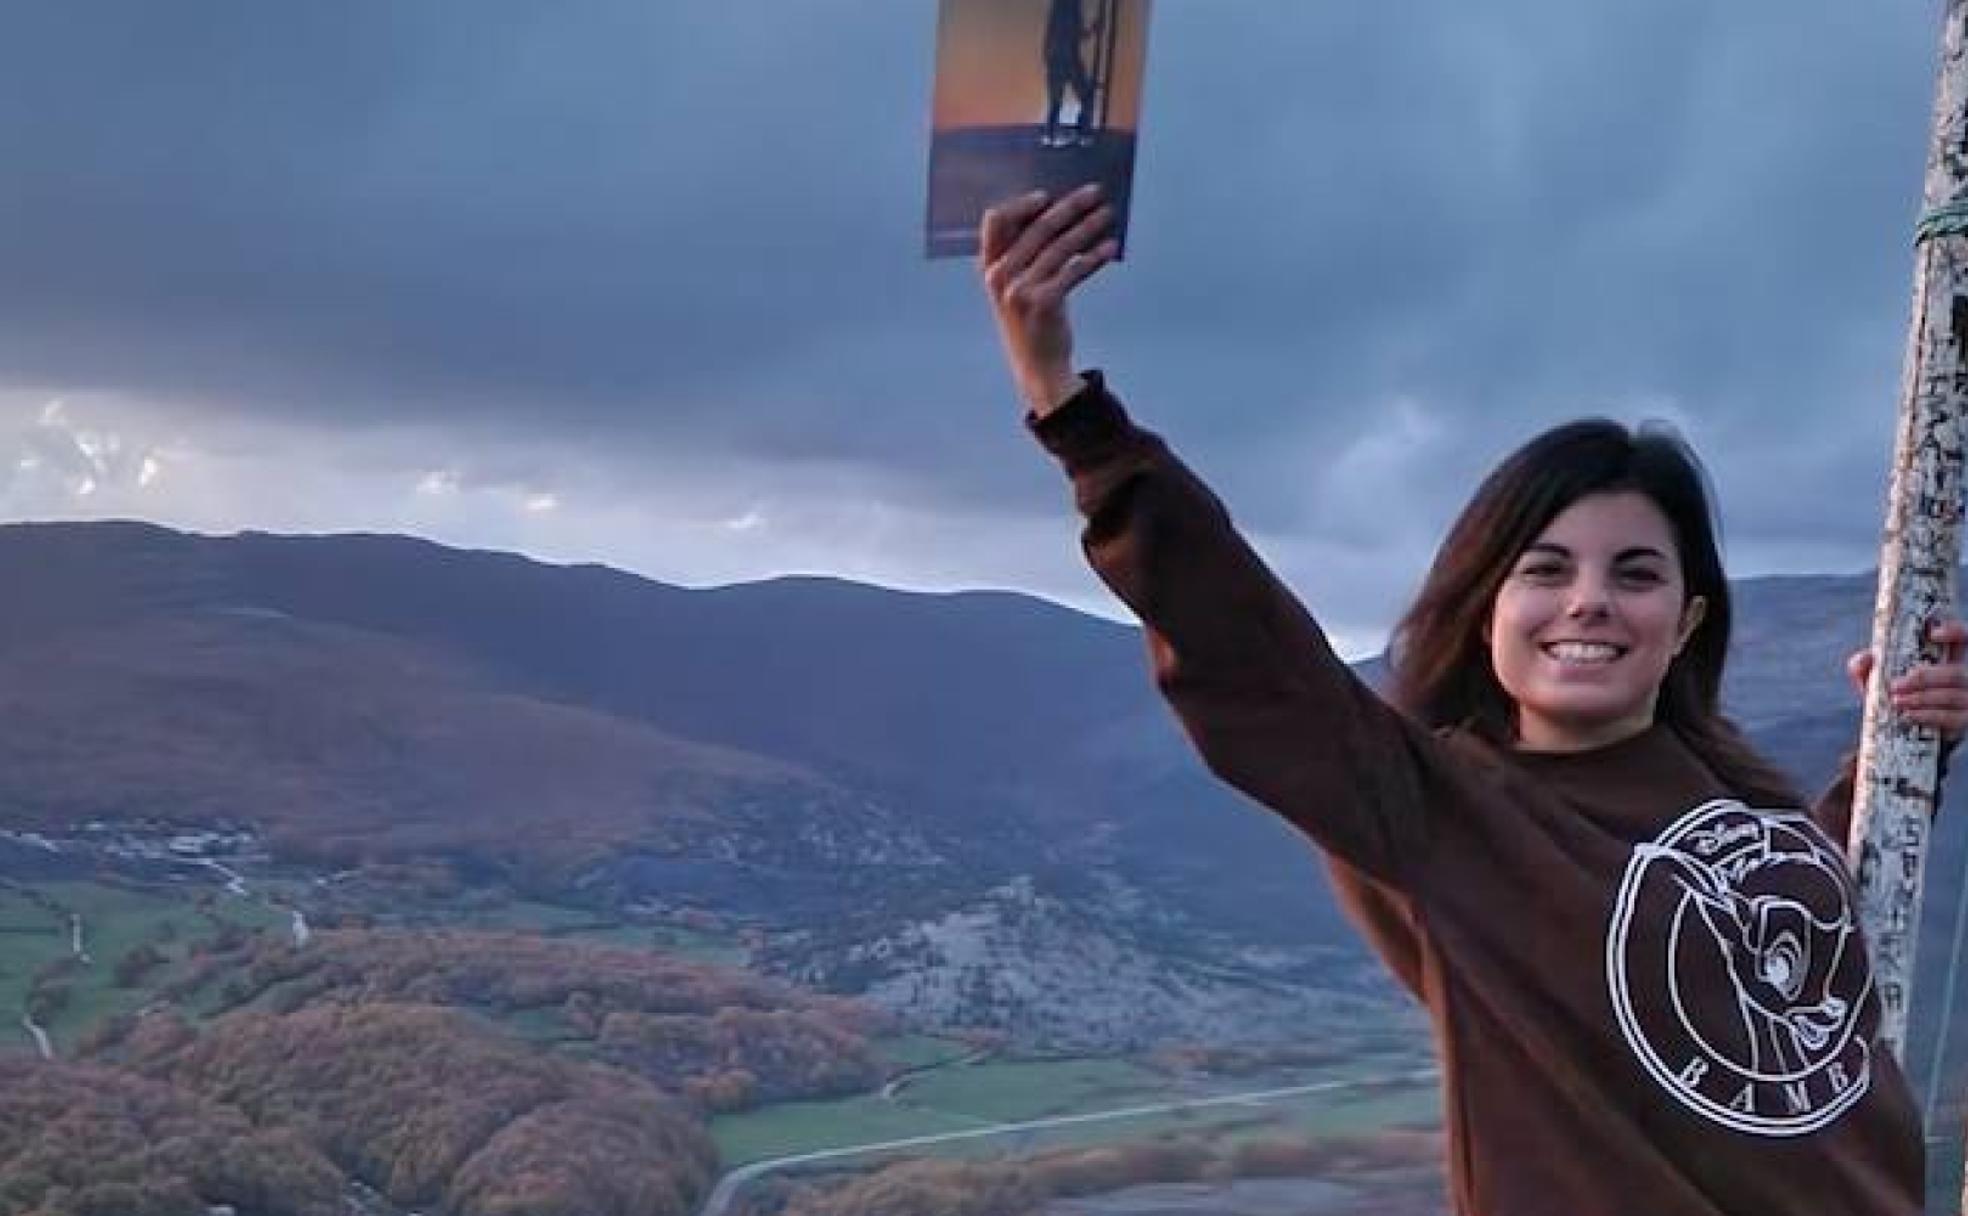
[1029, 374, 1923, 1216]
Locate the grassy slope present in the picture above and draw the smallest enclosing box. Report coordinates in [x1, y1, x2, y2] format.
[0, 880, 283, 1053]
[0, 878, 755, 1054]
[710, 1048, 1441, 1168]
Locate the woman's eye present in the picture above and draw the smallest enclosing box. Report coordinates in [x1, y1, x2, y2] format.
[1617, 568, 1664, 586]
[1518, 563, 1564, 581]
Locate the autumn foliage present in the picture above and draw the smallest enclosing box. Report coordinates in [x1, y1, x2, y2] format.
[762, 1129, 1448, 1216]
[780, 1160, 1045, 1216]
[598, 1006, 878, 1111]
[37, 923, 913, 1213]
[0, 1058, 343, 1216]
[98, 1002, 717, 1216]
[187, 928, 888, 1111]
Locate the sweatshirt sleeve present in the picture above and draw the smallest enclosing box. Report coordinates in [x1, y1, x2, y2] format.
[1811, 743, 1951, 852]
[1812, 754, 1858, 850]
[1027, 372, 1452, 888]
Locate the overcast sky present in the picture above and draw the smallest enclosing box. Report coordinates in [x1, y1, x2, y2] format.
[0, 2, 1946, 654]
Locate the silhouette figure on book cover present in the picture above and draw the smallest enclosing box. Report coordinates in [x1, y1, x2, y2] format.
[1043, 0, 1103, 147]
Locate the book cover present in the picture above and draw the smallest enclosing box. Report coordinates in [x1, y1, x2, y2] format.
[926, 0, 1151, 259]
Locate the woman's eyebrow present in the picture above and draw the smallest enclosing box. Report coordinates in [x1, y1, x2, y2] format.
[1519, 543, 1670, 563]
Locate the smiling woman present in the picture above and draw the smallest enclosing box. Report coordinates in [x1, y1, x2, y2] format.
[1390, 422, 1742, 768]
[975, 185, 1968, 1216]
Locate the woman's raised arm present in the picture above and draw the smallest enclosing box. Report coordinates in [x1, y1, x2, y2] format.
[977, 194, 1459, 887]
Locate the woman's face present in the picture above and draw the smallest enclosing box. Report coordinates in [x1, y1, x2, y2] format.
[1486, 490, 1707, 752]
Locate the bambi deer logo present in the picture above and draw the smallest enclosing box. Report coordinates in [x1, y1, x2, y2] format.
[1606, 800, 1875, 1136]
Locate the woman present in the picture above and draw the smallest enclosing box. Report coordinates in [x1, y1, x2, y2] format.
[977, 185, 1968, 1215]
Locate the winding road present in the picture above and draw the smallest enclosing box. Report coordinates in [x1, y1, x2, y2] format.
[19, 1015, 52, 1060]
[200, 858, 250, 898]
[697, 1066, 1440, 1216]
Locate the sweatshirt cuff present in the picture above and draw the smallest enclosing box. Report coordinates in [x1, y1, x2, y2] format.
[1025, 370, 1136, 473]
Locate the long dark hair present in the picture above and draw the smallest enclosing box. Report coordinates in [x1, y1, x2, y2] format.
[1387, 418, 1802, 807]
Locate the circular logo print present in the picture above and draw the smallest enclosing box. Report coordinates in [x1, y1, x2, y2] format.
[1605, 799, 1873, 1137]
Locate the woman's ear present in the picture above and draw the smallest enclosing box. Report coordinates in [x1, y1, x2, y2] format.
[1675, 595, 1708, 655]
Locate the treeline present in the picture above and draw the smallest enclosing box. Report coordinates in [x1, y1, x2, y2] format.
[209, 927, 862, 1019]
[89, 1002, 717, 1216]
[171, 928, 889, 1112]
[0, 1057, 343, 1216]
[595, 1007, 878, 1112]
[1145, 1041, 1379, 1077]
[748, 1128, 1446, 1216]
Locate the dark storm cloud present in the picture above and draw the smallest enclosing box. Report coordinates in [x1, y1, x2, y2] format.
[1103, 3, 1934, 532]
[0, 4, 938, 423]
[0, 1, 1946, 605]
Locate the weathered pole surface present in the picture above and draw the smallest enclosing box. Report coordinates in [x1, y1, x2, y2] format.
[1851, 0, 1968, 1068]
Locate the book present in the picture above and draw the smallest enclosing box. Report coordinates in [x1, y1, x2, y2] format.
[925, 0, 1151, 259]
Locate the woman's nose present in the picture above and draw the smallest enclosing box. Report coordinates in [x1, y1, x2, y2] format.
[1566, 584, 1611, 620]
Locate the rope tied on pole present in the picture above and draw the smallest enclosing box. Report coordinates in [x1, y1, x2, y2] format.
[1917, 193, 1968, 244]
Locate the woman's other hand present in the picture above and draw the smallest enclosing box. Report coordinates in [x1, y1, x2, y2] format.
[978, 184, 1118, 419]
[1847, 617, 1968, 745]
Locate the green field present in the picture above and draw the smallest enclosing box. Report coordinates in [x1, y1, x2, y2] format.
[429, 898, 748, 963]
[0, 887, 71, 1047]
[710, 1050, 1443, 1169]
[712, 1094, 991, 1165]
[0, 875, 758, 1057]
[876, 1033, 974, 1070]
[898, 1057, 1170, 1124]
[1265, 1081, 1443, 1138]
[644, 922, 748, 964]
[0, 879, 284, 1055]
[890, 1068, 1441, 1163]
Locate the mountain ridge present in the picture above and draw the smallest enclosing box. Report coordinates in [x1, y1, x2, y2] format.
[0, 521, 1959, 1074]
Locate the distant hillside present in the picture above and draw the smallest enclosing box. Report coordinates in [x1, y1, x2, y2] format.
[0, 522, 1960, 1065]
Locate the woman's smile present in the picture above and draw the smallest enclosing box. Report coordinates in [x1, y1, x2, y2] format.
[1541, 640, 1628, 666]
